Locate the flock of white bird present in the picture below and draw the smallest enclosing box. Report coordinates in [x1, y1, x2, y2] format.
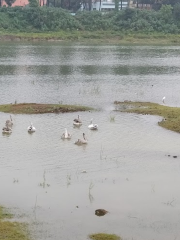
[2, 114, 98, 145]
[2, 115, 14, 134]
[2, 115, 36, 134]
[62, 115, 98, 145]
[2, 96, 165, 136]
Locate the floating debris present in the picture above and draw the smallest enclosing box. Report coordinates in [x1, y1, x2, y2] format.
[166, 154, 177, 158]
[95, 209, 108, 217]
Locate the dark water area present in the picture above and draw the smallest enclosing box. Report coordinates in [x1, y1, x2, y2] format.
[0, 42, 180, 240]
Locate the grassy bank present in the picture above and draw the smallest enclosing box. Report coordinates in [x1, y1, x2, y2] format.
[114, 101, 180, 133]
[0, 103, 93, 114]
[1, 31, 180, 45]
[0, 206, 30, 240]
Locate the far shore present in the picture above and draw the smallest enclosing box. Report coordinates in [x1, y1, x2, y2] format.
[1, 31, 180, 45]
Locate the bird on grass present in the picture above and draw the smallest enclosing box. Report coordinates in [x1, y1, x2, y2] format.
[162, 96, 166, 104]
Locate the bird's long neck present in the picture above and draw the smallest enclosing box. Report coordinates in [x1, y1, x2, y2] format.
[65, 129, 68, 137]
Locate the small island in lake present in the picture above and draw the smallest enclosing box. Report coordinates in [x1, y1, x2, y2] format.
[0, 103, 93, 114]
[114, 101, 180, 134]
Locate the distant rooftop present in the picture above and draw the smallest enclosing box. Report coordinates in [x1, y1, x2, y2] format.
[1, 0, 45, 7]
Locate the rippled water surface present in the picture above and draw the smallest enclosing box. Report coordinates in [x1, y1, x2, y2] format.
[1, 42, 180, 240]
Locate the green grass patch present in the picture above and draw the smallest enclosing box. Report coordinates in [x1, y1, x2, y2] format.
[0, 206, 30, 240]
[89, 233, 121, 240]
[0, 103, 93, 114]
[114, 101, 180, 133]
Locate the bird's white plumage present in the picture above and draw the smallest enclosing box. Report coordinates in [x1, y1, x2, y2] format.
[27, 123, 36, 132]
[88, 118, 98, 130]
[61, 128, 71, 139]
[162, 96, 166, 104]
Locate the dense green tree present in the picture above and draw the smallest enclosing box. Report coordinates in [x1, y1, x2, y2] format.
[123, 7, 137, 20]
[28, 0, 39, 7]
[161, 0, 180, 6]
[120, 0, 123, 10]
[159, 4, 173, 23]
[5, 0, 15, 6]
[58, 0, 81, 11]
[115, 0, 119, 11]
[173, 3, 180, 21]
[152, 0, 180, 10]
[0, 4, 180, 33]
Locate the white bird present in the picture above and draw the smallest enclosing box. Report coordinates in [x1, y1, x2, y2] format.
[162, 96, 166, 104]
[61, 128, 71, 139]
[74, 133, 88, 145]
[2, 126, 12, 134]
[5, 115, 13, 128]
[73, 115, 82, 126]
[88, 118, 98, 130]
[27, 123, 36, 132]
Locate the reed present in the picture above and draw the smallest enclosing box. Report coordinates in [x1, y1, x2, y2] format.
[109, 115, 115, 122]
[67, 174, 71, 187]
[88, 181, 94, 203]
[39, 170, 50, 188]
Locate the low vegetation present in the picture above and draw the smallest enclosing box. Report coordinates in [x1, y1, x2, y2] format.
[0, 206, 30, 240]
[2, 30, 180, 44]
[0, 103, 93, 114]
[89, 233, 121, 240]
[114, 101, 180, 133]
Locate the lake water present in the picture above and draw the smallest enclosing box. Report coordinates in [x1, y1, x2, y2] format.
[0, 42, 180, 240]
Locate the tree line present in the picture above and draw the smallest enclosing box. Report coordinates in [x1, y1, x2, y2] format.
[0, 1, 180, 33]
